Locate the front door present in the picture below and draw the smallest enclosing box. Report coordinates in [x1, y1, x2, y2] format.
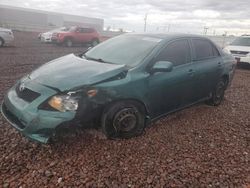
[146, 39, 196, 118]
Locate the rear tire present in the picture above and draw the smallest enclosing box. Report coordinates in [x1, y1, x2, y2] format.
[91, 39, 99, 47]
[64, 38, 73, 47]
[101, 101, 145, 139]
[0, 38, 4, 47]
[206, 79, 226, 106]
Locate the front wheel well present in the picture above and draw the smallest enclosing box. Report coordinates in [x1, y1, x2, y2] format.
[102, 99, 149, 117]
[222, 74, 229, 88]
[0, 37, 4, 46]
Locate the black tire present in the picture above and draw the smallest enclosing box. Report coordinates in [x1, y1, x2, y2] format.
[0, 38, 4, 47]
[91, 39, 99, 47]
[64, 38, 73, 47]
[101, 101, 146, 139]
[206, 79, 226, 106]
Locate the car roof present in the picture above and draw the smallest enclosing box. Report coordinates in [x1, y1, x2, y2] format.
[240, 35, 250, 38]
[126, 33, 207, 40]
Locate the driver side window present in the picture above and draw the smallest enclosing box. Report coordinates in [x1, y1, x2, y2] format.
[155, 39, 191, 67]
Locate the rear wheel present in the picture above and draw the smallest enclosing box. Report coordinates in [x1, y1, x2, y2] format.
[206, 79, 226, 106]
[64, 38, 73, 47]
[0, 38, 4, 47]
[91, 39, 99, 47]
[101, 101, 146, 139]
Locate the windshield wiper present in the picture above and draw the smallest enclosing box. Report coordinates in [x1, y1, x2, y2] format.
[84, 55, 114, 64]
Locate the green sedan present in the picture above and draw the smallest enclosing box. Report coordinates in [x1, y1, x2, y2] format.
[1, 34, 236, 143]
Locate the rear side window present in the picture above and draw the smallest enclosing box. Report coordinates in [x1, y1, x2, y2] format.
[156, 39, 191, 66]
[80, 28, 94, 33]
[193, 39, 220, 60]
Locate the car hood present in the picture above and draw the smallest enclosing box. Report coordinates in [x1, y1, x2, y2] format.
[226, 45, 250, 52]
[29, 54, 127, 91]
[42, 32, 52, 36]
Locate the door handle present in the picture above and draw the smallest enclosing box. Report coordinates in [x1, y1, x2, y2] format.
[218, 62, 222, 67]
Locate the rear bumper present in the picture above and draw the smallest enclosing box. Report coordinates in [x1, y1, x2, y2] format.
[1, 86, 76, 144]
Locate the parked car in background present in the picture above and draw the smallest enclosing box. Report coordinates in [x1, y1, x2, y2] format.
[1, 33, 236, 143]
[38, 33, 42, 40]
[39, 27, 69, 43]
[224, 35, 250, 65]
[0, 27, 14, 47]
[51, 26, 100, 47]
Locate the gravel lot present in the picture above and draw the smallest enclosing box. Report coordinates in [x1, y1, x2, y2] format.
[0, 31, 249, 187]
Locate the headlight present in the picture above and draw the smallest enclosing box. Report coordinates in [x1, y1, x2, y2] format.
[48, 95, 78, 112]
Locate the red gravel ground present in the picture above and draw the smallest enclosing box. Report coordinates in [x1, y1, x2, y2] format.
[0, 31, 249, 187]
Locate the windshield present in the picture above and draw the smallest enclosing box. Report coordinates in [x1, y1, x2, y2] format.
[231, 37, 250, 46]
[85, 35, 162, 67]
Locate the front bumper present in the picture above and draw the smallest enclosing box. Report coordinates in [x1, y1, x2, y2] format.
[51, 37, 60, 43]
[41, 36, 52, 43]
[0, 83, 76, 143]
[232, 55, 250, 64]
[4, 35, 14, 45]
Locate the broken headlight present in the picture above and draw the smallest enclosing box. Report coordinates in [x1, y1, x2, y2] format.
[48, 94, 79, 112]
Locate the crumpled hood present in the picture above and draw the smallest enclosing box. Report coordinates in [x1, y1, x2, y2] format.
[29, 54, 126, 91]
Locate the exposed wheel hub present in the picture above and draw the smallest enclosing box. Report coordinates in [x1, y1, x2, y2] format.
[113, 108, 138, 132]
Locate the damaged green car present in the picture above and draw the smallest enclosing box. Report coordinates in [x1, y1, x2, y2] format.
[1, 34, 236, 143]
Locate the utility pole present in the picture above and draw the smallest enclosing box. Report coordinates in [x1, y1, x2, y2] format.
[144, 13, 148, 32]
[203, 26, 209, 35]
[213, 30, 216, 36]
[167, 24, 171, 32]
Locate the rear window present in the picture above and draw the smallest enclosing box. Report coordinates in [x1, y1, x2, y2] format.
[193, 39, 219, 60]
[81, 28, 95, 33]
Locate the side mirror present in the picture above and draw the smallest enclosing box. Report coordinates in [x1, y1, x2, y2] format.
[150, 61, 173, 74]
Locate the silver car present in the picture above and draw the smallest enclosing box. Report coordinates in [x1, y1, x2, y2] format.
[0, 27, 14, 47]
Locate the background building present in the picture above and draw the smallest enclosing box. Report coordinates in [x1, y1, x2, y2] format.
[0, 4, 104, 32]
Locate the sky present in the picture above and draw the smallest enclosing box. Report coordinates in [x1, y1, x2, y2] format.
[1, 0, 250, 35]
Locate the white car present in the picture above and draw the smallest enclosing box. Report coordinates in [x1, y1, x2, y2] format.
[41, 31, 53, 43]
[0, 27, 14, 47]
[40, 27, 69, 43]
[224, 35, 250, 64]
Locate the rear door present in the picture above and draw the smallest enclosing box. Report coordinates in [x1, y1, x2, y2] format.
[189, 38, 223, 100]
[74, 27, 83, 43]
[147, 39, 196, 117]
[79, 28, 93, 43]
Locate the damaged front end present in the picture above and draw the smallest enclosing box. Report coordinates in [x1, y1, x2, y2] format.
[0, 81, 78, 143]
[0, 54, 130, 144]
